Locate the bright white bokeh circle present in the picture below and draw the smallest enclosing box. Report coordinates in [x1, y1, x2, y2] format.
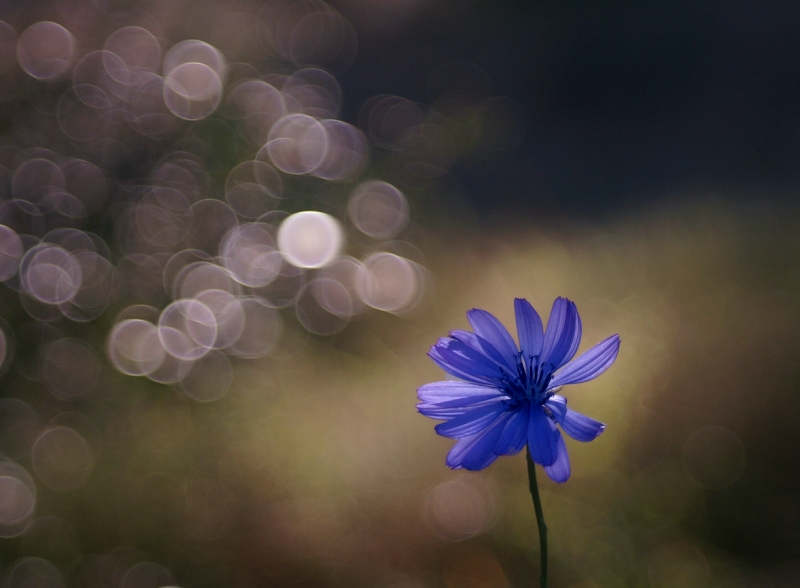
[277, 211, 343, 269]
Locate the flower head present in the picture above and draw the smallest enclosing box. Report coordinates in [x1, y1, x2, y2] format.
[418, 297, 620, 482]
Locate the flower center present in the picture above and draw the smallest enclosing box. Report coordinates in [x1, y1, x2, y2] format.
[502, 352, 553, 408]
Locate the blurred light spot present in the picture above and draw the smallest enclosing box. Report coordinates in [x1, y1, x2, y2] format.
[249, 257, 306, 308]
[0, 200, 45, 237]
[151, 157, 208, 201]
[43, 227, 98, 254]
[225, 161, 282, 218]
[0, 461, 36, 535]
[17, 22, 74, 80]
[424, 476, 497, 541]
[646, 541, 709, 588]
[61, 159, 109, 216]
[224, 80, 284, 145]
[682, 426, 746, 489]
[227, 297, 281, 358]
[130, 75, 180, 138]
[359, 95, 423, 150]
[311, 275, 354, 319]
[47, 412, 102, 458]
[12, 158, 64, 203]
[261, 0, 357, 72]
[181, 350, 233, 402]
[19, 291, 62, 322]
[296, 279, 350, 335]
[312, 120, 369, 181]
[283, 68, 342, 118]
[7, 557, 64, 588]
[112, 253, 165, 307]
[73, 50, 128, 102]
[0, 224, 23, 280]
[277, 211, 342, 268]
[20, 244, 82, 304]
[194, 289, 245, 349]
[57, 86, 114, 142]
[158, 300, 217, 360]
[221, 223, 282, 287]
[211, 11, 266, 61]
[187, 200, 239, 255]
[0, 21, 18, 76]
[107, 319, 166, 376]
[355, 252, 420, 313]
[42, 338, 102, 401]
[163, 40, 227, 83]
[267, 114, 329, 175]
[135, 187, 192, 247]
[163, 62, 223, 121]
[175, 262, 239, 299]
[115, 304, 160, 324]
[318, 256, 368, 317]
[348, 181, 409, 239]
[60, 251, 114, 322]
[145, 352, 193, 385]
[103, 26, 161, 88]
[32, 426, 95, 491]
[120, 561, 175, 588]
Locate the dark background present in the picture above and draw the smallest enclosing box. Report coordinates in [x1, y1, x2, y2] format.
[336, 0, 800, 217]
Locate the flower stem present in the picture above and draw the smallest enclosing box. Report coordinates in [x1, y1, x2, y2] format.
[526, 448, 547, 588]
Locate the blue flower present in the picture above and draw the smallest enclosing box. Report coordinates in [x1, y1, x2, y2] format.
[418, 297, 620, 482]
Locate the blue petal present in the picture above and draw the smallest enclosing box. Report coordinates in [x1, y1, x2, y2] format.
[445, 430, 500, 470]
[417, 380, 505, 406]
[494, 405, 530, 455]
[514, 298, 544, 357]
[545, 396, 605, 442]
[428, 347, 486, 384]
[549, 334, 620, 388]
[458, 412, 510, 470]
[428, 342, 497, 385]
[418, 397, 506, 420]
[543, 432, 571, 483]
[540, 298, 582, 370]
[418, 404, 467, 419]
[527, 406, 560, 466]
[433, 338, 503, 379]
[435, 402, 508, 439]
[450, 329, 516, 373]
[544, 395, 567, 420]
[562, 410, 605, 442]
[467, 309, 519, 364]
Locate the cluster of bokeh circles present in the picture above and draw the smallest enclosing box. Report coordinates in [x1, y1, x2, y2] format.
[0, 0, 431, 580]
[0, 1, 437, 401]
[0, 0, 535, 585]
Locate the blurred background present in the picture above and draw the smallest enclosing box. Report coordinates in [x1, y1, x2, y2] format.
[0, 0, 797, 587]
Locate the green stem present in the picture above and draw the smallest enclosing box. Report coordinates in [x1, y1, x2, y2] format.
[526, 448, 548, 588]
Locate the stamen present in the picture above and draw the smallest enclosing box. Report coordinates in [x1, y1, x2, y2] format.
[536, 361, 548, 387]
[529, 354, 540, 386]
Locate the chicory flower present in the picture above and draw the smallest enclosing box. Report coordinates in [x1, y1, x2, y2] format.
[418, 297, 620, 482]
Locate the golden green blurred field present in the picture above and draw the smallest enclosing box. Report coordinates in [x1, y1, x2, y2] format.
[43, 198, 795, 587]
